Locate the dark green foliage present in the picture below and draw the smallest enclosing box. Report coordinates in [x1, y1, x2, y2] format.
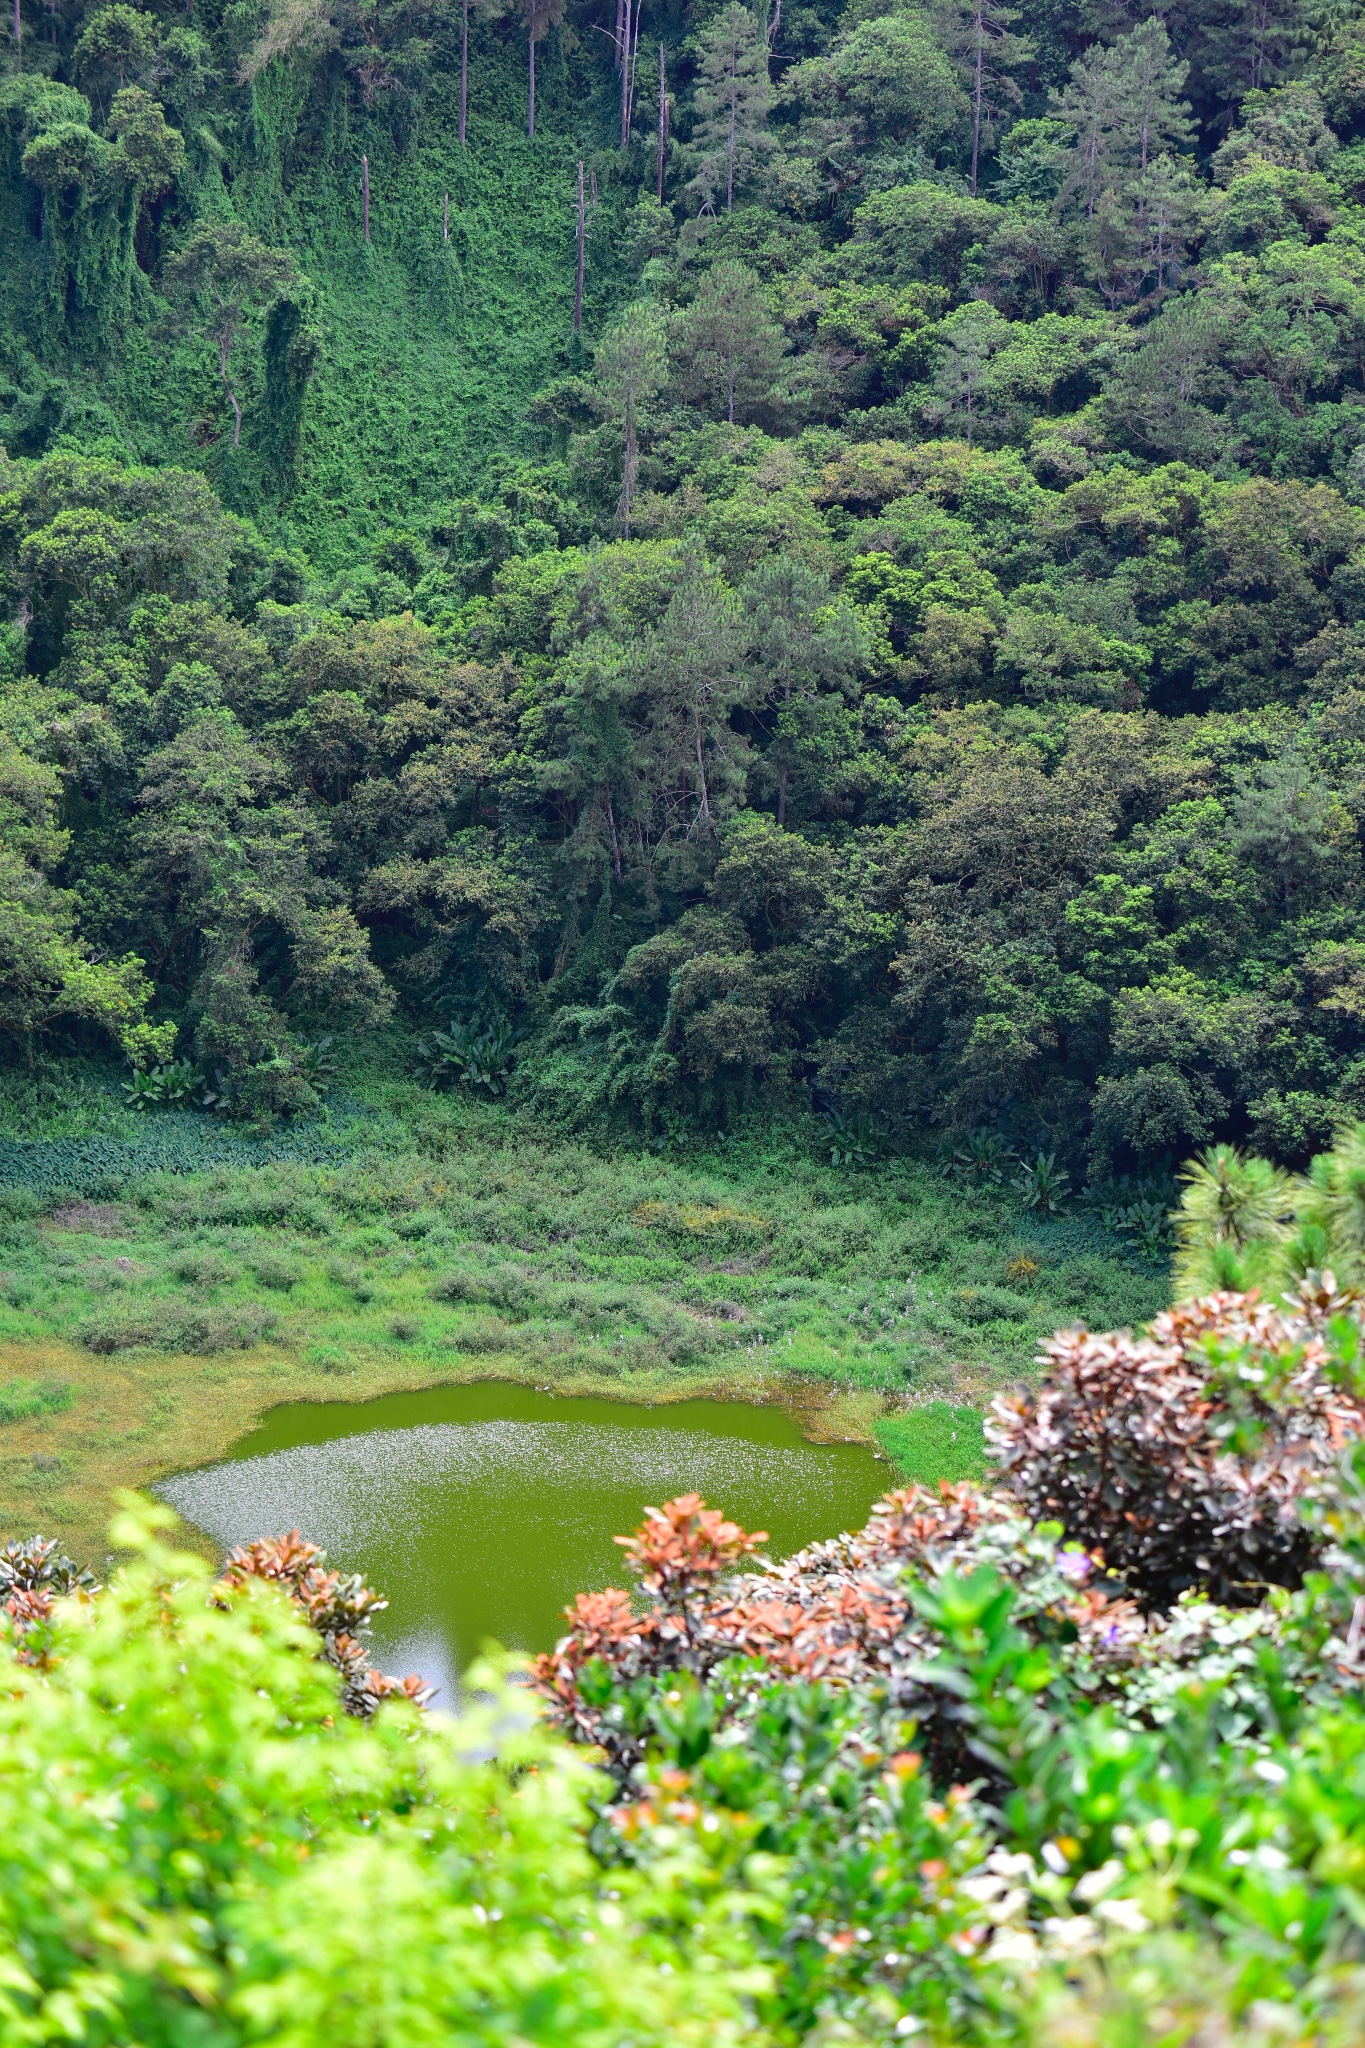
[3, 0, 1365, 1185]
[415, 1017, 521, 1093]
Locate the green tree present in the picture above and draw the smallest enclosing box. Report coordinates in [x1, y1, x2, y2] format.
[927, 299, 1010, 444]
[1054, 18, 1195, 219]
[105, 85, 185, 200]
[740, 555, 865, 825]
[12, 454, 242, 666]
[671, 260, 790, 426]
[0, 734, 173, 1063]
[686, 1, 772, 214]
[936, 0, 1032, 196]
[73, 4, 157, 100]
[1198, 0, 1313, 105]
[161, 222, 300, 450]
[592, 302, 668, 538]
[784, 9, 967, 207]
[134, 710, 391, 1089]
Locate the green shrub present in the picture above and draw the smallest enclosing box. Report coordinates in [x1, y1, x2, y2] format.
[79, 1301, 278, 1354]
[0, 1502, 765, 2048]
[305, 1344, 351, 1374]
[950, 1284, 1035, 1326]
[0, 1377, 72, 1424]
[250, 1252, 303, 1291]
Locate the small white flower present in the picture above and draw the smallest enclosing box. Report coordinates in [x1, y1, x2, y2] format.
[959, 1875, 1009, 1905]
[984, 1928, 1042, 1970]
[1041, 1841, 1070, 1876]
[894, 2016, 923, 2037]
[987, 1887, 1031, 1926]
[1145, 1819, 1174, 1851]
[1254, 1846, 1290, 1871]
[1095, 1898, 1150, 1934]
[1042, 1915, 1101, 1959]
[1253, 1759, 1288, 1785]
[1074, 1859, 1124, 1904]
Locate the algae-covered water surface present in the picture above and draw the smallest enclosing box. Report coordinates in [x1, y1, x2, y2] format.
[159, 1381, 889, 1704]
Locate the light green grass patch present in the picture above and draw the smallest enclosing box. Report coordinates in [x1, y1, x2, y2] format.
[875, 1403, 988, 1487]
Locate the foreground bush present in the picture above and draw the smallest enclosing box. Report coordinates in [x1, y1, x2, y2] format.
[0, 1501, 766, 2048]
[535, 1282, 1365, 2043]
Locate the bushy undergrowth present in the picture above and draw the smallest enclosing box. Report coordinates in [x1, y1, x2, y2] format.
[0, 1078, 1164, 1396]
[0, 1502, 763, 2048]
[528, 1277, 1365, 2042]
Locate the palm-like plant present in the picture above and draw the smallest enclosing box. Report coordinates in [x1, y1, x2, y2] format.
[1294, 1126, 1365, 1287]
[946, 1130, 1015, 1184]
[415, 1018, 522, 1095]
[1013, 1151, 1070, 1216]
[1173, 1144, 1294, 1297]
[823, 1108, 886, 1169]
[122, 1059, 212, 1111]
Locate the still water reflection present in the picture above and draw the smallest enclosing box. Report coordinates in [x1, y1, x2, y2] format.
[159, 1379, 889, 1705]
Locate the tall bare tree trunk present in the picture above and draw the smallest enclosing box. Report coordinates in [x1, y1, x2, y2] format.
[12, 0, 21, 71]
[656, 42, 668, 202]
[627, 6, 641, 135]
[528, 26, 535, 137]
[726, 62, 736, 209]
[220, 335, 242, 450]
[443, 190, 449, 241]
[619, 0, 633, 145]
[623, 376, 636, 540]
[613, 0, 623, 68]
[971, 13, 983, 197]
[459, 0, 469, 143]
[361, 153, 370, 241]
[694, 715, 711, 825]
[604, 788, 622, 880]
[574, 160, 584, 334]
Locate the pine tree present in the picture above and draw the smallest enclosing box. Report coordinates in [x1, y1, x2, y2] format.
[670, 261, 789, 425]
[592, 305, 668, 539]
[936, 0, 1031, 197]
[1053, 36, 1128, 220]
[1199, 0, 1312, 107]
[1115, 17, 1196, 174]
[686, 1, 772, 214]
[1053, 19, 1196, 232]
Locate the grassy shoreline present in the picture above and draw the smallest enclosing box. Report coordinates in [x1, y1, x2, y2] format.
[0, 1334, 902, 1565]
[0, 1061, 1169, 1564]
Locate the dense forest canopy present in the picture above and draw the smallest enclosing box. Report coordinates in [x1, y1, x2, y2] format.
[5, 0, 1365, 1171]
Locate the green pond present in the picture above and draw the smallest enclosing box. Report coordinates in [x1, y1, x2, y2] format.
[159, 1380, 890, 1704]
